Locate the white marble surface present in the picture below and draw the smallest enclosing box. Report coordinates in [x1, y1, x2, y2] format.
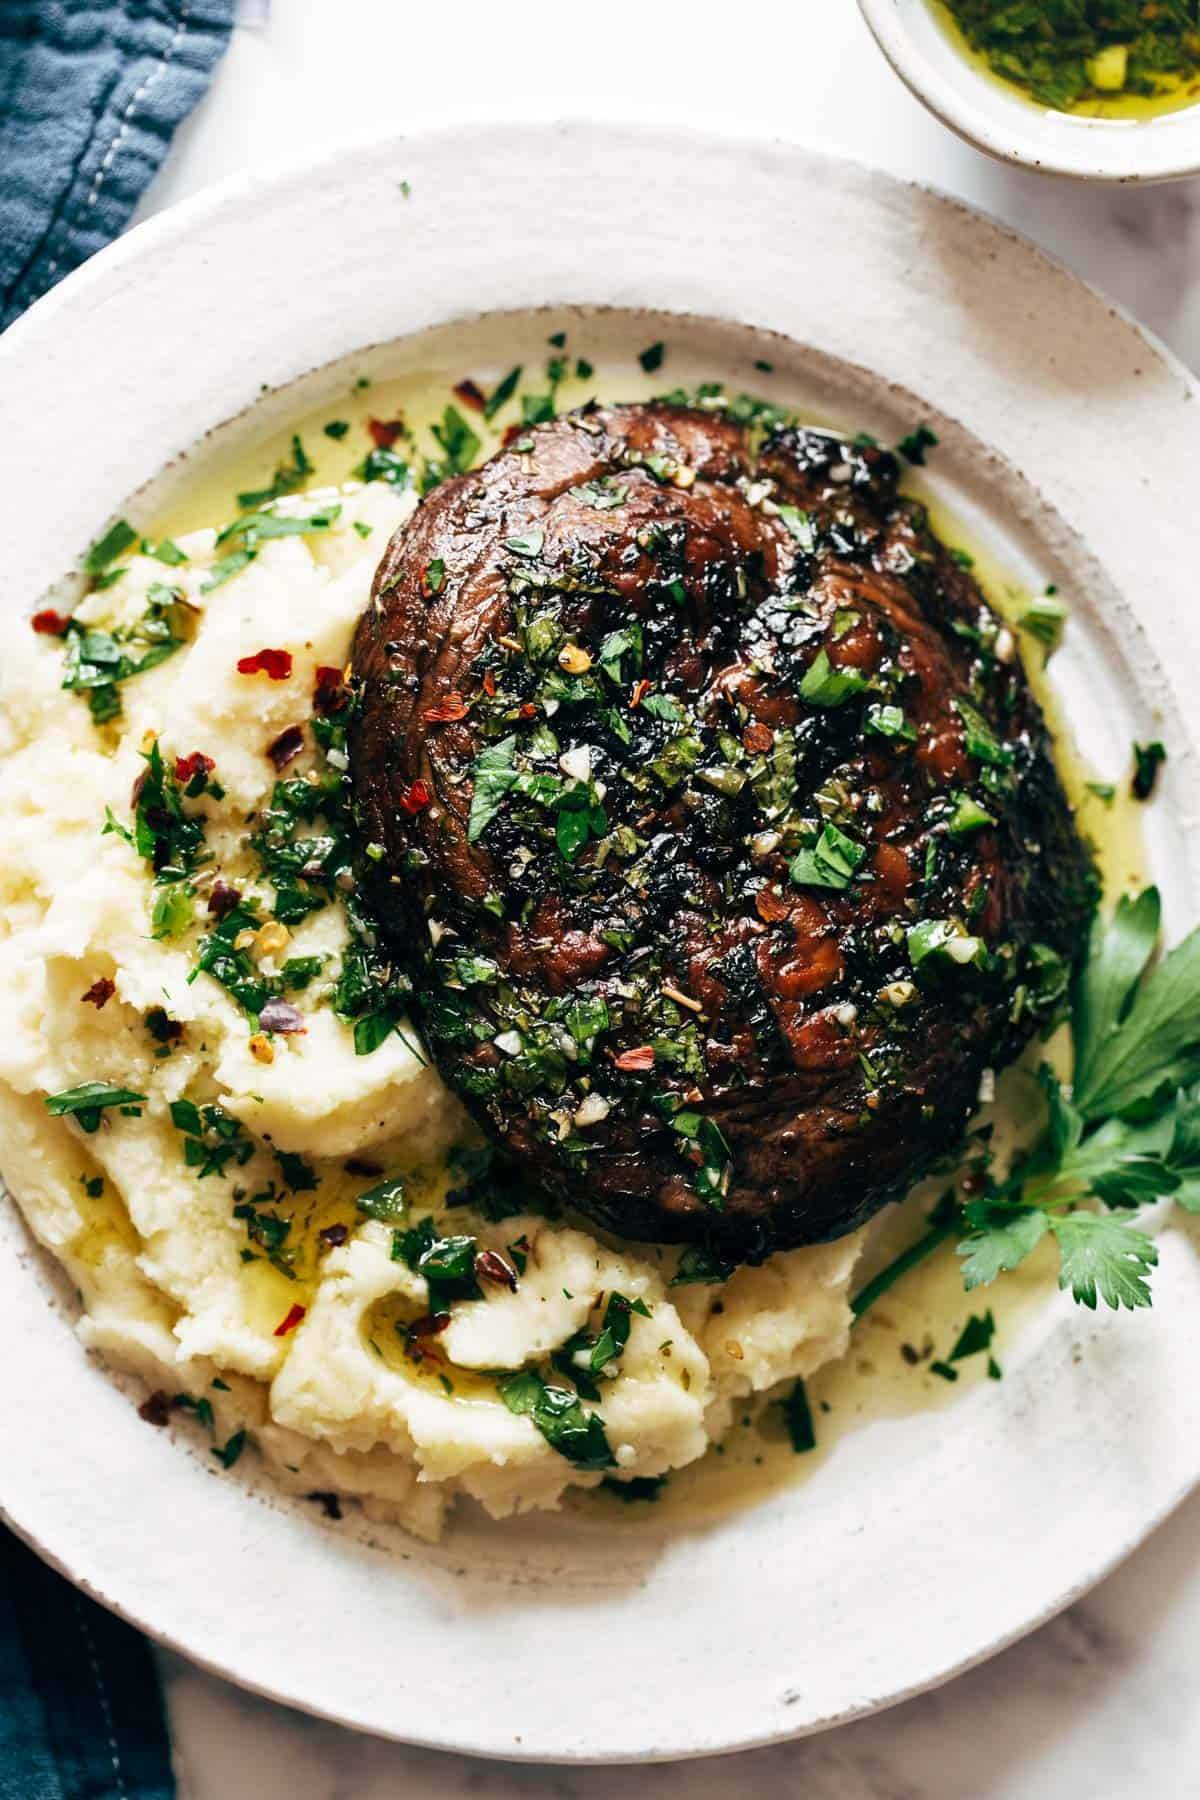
[133, 2, 1200, 1793]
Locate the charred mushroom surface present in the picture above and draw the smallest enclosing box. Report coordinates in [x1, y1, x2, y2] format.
[350, 403, 1094, 1259]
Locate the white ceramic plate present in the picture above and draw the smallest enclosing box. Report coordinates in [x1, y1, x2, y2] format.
[2, 124, 1200, 1763]
[859, 0, 1200, 181]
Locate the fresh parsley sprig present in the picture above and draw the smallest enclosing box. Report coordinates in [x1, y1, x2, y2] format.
[855, 888, 1200, 1317]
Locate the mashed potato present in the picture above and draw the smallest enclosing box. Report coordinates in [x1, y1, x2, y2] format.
[0, 482, 863, 1539]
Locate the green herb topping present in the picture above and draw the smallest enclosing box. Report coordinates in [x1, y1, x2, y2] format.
[46, 1082, 145, 1132]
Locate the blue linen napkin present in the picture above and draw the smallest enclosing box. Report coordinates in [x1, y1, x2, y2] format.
[1, 0, 234, 330]
[1, 1531, 175, 1800]
[1, 6, 232, 1791]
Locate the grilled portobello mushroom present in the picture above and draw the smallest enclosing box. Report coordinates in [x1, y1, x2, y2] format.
[349, 402, 1094, 1260]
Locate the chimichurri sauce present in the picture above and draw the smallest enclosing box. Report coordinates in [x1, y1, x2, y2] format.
[934, 0, 1200, 117]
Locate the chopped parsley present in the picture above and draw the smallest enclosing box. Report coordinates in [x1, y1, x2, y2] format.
[45, 1082, 145, 1133]
[394, 1216, 482, 1310]
[236, 435, 312, 510]
[498, 1369, 614, 1469]
[938, 0, 1200, 114]
[790, 823, 867, 891]
[109, 739, 210, 884]
[946, 792, 995, 838]
[170, 1099, 255, 1179]
[947, 1310, 996, 1361]
[430, 405, 481, 479]
[896, 423, 938, 465]
[781, 1378, 816, 1452]
[61, 586, 193, 724]
[355, 1175, 408, 1223]
[483, 366, 522, 421]
[797, 648, 869, 708]
[212, 1429, 247, 1469]
[551, 1292, 651, 1399]
[84, 519, 138, 576]
[1132, 740, 1166, 801]
[1020, 591, 1066, 653]
[669, 1244, 734, 1286]
[864, 702, 916, 742]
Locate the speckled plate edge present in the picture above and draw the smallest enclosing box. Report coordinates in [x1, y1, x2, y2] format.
[2, 123, 1200, 1762]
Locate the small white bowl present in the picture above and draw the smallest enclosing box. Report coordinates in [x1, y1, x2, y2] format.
[859, 0, 1200, 181]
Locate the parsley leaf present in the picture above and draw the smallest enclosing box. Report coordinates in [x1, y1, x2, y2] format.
[1050, 1213, 1157, 1311]
[431, 404, 481, 475]
[669, 1244, 734, 1286]
[948, 1310, 996, 1361]
[1132, 740, 1167, 801]
[552, 1292, 650, 1398]
[781, 1378, 816, 1452]
[1020, 592, 1066, 653]
[484, 366, 522, 421]
[355, 1175, 408, 1223]
[467, 735, 518, 841]
[236, 435, 312, 510]
[864, 702, 916, 742]
[958, 1201, 1049, 1289]
[797, 648, 868, 708]
[60, 588, 192, 724]
[498, 1369, 615, 1469]
[790, 823, 866, 891]
[897, 423, 938, 465]
[45, 1081, 146, 1133]
[395, 1216, 481, 1310]
[1072, 888, 1200, 1121]
[84, 519, 137, 575]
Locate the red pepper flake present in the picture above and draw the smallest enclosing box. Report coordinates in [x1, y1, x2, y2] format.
[501, 422, 526, 449]
[475, 1249, 519, 1292]
[452, 379, 487, 414]
[422, 693, 469, 725]
[81, 977, 116, 1009]
[408, 1311, 450, 1339]
[756, 886, 791, 924]
[405, 1313, 450, 1367]
[613, 1045, 656, 1073]
[400, 779, 431, 815]
[313, 664, 348, 714]
[629, 679, 652, 710]
[208, 880, 242, 918]
[274, 1303, 307, 1338]
[482, 670, 497, 698]
[368, 416, 405, 449]
[237, 647, 293, 680]
[743, 721, 774, 754]
[174, 750, 215, 784]
[319, 1223, 349, 1249]
[31, 608, 71, 636]
[265, 723, 305, 770]
[518, 702, 537, 720]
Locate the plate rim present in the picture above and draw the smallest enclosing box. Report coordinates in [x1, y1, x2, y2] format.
[3, 118, 1200, 1763]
